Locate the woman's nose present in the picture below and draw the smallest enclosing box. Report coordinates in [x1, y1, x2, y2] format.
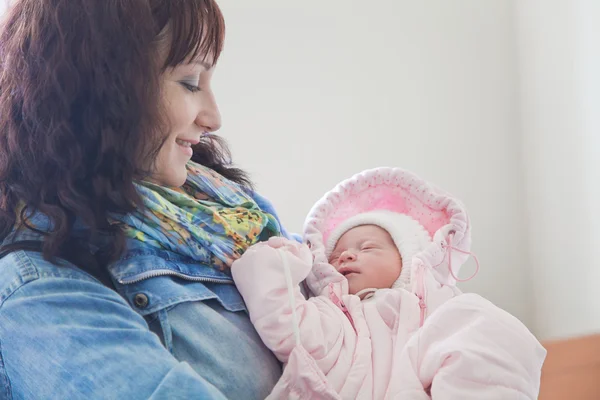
[195, 90, 222, 133]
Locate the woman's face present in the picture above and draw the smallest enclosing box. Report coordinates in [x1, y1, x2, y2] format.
[151, 60, 221, 187]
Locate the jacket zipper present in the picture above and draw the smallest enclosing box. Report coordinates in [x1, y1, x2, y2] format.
[329, 284, 357, 333]
[418, 296, 426, 327]
[118, 269, 234, 285]
[339, 302, 357, 333]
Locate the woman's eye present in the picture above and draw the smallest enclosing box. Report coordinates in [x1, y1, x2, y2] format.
[181, 82, 201, 93]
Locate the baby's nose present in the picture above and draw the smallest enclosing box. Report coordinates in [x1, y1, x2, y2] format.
[340, 250, 357, 262]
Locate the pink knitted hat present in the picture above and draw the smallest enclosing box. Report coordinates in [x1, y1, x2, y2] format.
[303, 167, 472, 296]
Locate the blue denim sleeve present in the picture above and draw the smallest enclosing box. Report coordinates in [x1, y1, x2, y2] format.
[0, 275, 227, 400]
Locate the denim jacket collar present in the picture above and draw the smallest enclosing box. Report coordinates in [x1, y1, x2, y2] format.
[109, 240, 234, 286]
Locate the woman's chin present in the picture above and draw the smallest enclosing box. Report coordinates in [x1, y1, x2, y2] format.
[147, 168, 188, 188]
[170, 172, 188, 187]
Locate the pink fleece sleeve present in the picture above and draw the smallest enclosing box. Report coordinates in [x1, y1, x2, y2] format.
[231, 241, 346, 368]
[407, 294, 546, 399]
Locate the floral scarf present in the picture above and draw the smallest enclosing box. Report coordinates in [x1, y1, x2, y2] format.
[117, 161, 282, 270]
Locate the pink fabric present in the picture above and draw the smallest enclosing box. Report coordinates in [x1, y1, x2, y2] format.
[310, 169, 456, 244]
[231, 168, 546, 399]
[322, 185, 449, 243]
[232, 241, 546, 399]
[267, 345, 341, 400]
[304, 168, 472, 290]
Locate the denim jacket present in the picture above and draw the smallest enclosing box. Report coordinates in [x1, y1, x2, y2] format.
[0, 193, 296, 399]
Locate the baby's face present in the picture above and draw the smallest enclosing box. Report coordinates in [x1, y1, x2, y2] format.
[329, 225, 402, 295]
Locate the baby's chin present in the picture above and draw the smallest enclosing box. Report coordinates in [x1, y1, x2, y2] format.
[345, 276, 360, 295]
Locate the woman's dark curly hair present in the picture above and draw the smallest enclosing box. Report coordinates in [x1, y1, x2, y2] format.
[0, 0, 250, 266]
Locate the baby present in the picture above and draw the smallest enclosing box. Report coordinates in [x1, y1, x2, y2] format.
[232, 167, 546, 399]
[325, 210, 431, 299]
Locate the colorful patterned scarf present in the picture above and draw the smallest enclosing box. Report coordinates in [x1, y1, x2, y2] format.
[117, 161, 282, 270]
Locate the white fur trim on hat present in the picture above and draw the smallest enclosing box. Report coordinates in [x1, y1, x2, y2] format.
[326, 210, 432, 289]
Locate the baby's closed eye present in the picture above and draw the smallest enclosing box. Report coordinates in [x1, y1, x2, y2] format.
[361, 242, 379, 250]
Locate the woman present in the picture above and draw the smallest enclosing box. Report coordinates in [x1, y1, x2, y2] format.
[0, 1, 289, 398]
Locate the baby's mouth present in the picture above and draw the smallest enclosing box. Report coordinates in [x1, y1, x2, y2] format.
[338, 266, 359, 276]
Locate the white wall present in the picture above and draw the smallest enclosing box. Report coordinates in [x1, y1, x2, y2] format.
[215, 0, 533, 326]
[516, 0, 600, 340]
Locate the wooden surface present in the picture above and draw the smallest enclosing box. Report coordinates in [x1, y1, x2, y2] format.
[539, 334, 600, 400]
